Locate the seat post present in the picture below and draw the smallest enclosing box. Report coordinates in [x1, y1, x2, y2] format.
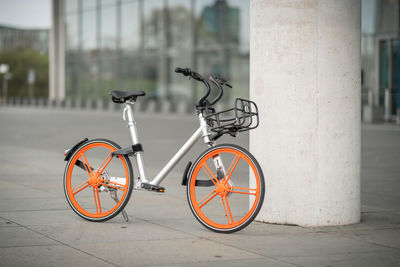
[124, 102, 139, 144]
[124, 102, 149, 186]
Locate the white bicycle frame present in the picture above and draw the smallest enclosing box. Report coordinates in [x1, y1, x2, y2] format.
[123, 100, 224, 189]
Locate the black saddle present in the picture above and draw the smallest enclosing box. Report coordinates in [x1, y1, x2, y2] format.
[110, 90, 146, 103]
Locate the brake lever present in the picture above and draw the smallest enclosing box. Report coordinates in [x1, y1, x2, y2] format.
[219, 78, 227, 84]
[213, 75, 232, 88]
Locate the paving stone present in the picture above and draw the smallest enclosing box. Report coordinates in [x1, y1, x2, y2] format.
[30, 219, 191, 245]
[0, 245, 114, 267]
[0, 107, 399, 267]
[277, 251, 400, 267]
[0, 227, 57, 248]
[75, 238, 262, 266]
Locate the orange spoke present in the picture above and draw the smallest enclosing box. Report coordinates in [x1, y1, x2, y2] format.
[221, 196, 228, 222]
[198, 190, 218, 209]
[80, 153, 93, 176]
[73, 181, 90, 195]
[228, 190, 256, 196]
[224, 155, 240, 183]
[72, 180, 89, 193]
[97, 157, 113, 176]
[99, 179, 125, 188]
[230, 186, 256, 191]
[92, 187, 99, 213]
[222, 195, 234, 224]
[223, 155, 238, 180]
[97, 152, 112, 174]
[95, 187, 102, 214]
[228, 186, 257, 195]
[201, 163, 218, 185]
[100, 182, 124, 191]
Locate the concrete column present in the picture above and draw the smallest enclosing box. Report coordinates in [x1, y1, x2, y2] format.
[250, 0, 361, 226]
[49, 0, 65, 101]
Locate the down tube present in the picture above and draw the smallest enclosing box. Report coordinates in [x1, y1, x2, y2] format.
[150, 126, 205, 186]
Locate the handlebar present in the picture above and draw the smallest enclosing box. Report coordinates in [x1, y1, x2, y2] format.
[175, 67, 202, 82]
[175, 66, 231, 109]
[174, 67, 191, 77]
[175, 67, 211, 106]
[208, 75, 224, 106]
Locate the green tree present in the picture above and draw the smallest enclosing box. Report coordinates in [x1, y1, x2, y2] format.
[0, 49, 48, 97]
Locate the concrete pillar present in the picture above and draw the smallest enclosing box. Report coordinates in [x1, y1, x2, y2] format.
[49, 0, 65, 101]
[250, 0, 361, 226]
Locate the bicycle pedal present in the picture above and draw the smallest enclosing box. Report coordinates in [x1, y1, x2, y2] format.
[141, 183, 165, 193]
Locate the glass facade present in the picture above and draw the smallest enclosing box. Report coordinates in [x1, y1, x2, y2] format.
[0, 25, 49, 54]
[361, 0, 399, 120]
[64, 0, 249, 109]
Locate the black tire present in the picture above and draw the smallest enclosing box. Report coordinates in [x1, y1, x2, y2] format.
[63, 139, 133, 222]
[187, 144, 265, 233]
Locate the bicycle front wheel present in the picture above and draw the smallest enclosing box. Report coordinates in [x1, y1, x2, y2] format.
[187, 144, 265, 233]
[64, 139, 133, 222]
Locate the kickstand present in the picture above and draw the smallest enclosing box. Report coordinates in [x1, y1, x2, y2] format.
[120, 209, 129, 222]
[110, 190, 129, 222]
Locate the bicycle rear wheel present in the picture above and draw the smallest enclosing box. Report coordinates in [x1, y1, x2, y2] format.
[187, 144, 265, 233]
[63, 139, 133, 221]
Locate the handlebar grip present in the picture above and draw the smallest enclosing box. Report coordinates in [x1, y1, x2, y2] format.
[175, 67, 191, 76]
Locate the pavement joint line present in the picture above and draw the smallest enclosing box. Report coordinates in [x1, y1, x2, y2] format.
[367, 242, 400, 252]
[0, 195, 63, 199]
[276, 249, 400, 259]
[314, 226, 400, 232]
[0, 215, 121, 267]
[0, 172, 62, 175]
[0, 209, 71, 213]
[134, 257, 299, 267]
[0, 179, 62, 197]
[129, 214, 301, 267]
[0, 244, 63, 249]
[320, 228, 400, 252]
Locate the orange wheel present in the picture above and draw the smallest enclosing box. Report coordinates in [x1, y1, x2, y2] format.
[187, 144, 264, 233]
[63, 139, 133, 221]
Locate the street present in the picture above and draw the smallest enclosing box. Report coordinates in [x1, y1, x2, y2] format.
[0, 106, 399, 267]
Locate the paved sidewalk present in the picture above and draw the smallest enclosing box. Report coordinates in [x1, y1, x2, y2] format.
[0, 107, 399, 267]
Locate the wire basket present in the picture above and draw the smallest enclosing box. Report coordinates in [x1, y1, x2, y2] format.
[205, 98, 259, 135]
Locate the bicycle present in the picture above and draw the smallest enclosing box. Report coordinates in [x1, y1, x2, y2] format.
[63, 67, 265, 233]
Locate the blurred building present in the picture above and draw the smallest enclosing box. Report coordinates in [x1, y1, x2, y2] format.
[362, 0, 399, 122]
[0, 25, 49, 54]
[50, 0, 249, 109]
[0, 25, 49, 99]
[50, 0, 399, 121]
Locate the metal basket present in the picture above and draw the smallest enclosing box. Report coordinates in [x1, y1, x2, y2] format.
[205, 98, 259, 134]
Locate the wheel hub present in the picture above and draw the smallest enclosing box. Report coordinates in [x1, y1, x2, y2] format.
[89, 172, 100, 187]
[215, 182, 230, 196]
